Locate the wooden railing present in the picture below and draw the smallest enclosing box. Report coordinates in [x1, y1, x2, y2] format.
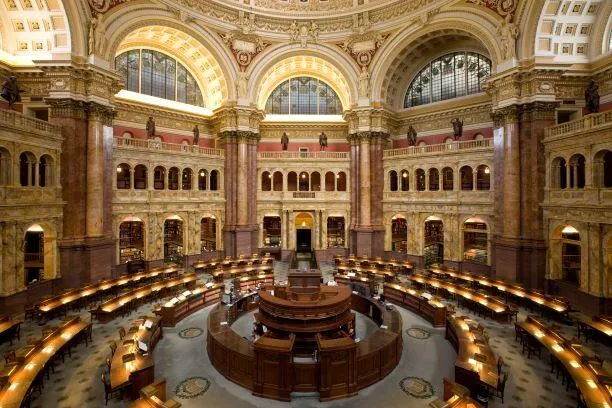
[259, 151, 349, 159]
[0, 108, 62, 136]
[113, 137, 224, 157]
[545, 111, 612, 138]
[383, 138, 493, 158]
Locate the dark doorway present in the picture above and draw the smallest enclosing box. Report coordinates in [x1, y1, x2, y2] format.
[296, 229, 312, 252]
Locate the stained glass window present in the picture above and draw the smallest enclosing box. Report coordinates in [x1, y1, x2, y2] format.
[115, 49, 204, 107]
[265, 77, 342, 115]
[404, 52, 491, 108]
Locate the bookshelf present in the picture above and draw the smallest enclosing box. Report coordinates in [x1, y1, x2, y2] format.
[327, 217, 345, 248]
[263, 216, 281, 247]
[164, 220, 184, 264]
[119, 221, 144, 264]
[201, 217, 217, 252]
[392, 218, 407, 252]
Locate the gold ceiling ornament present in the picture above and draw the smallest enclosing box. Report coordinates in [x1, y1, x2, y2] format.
[465, 0, 517, 18]
[338, 30, 389, 69]
[219, 30, 269, 72]
[88, 0, 130, 16]
[289, 21, 320, 48]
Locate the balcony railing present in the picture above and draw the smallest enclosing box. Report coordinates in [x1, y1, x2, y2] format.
[258, 151, 349, 160]
[0, 108, 62, 136]
[383, 138, 493, 158]
[113, 137, 224, 157]
[545, 111, 612, 138]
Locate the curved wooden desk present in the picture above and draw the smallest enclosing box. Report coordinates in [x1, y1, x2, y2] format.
[193, 254, 273, 274]
[0, 316, 89, 408]
[154, 283, 223, 327]
[384, 282, 447, 327]
[206, 292, 402, 401]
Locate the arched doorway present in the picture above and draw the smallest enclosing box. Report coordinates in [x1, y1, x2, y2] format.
[201, 216, 217, 252]
[263, 216, 281, 247]
[119, 217, 145, 264]
[391, 215, 407, 253]
[164, 216, 184, 265]
[327, 217, 345, 248]
[424, 216, 444, 266]
[24, 224, 44, 285]
[560, 225, 581, 285]
[463, 217, 488, 264]
[295, 212, 313, 253]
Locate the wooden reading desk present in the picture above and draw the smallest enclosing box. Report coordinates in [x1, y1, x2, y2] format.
[519, 315, 612, 407]
[193, 253, 273, 273]
[154, 282, 223, 327]
[0, 317, 21, 346]
[0, 316, 88, 408]
[384, 283, 447, 327]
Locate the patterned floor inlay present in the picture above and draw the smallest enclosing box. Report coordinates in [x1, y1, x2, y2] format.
[174, 376, 211, 399]
[406, 327, 431, 340]
[399, 376, 434, 399]
[178, 327, 204, 339]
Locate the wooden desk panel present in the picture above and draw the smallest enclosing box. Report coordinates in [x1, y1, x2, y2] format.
[159, 284, 223, 327]
[384, 283, 446, 327]
[519, 315, 612, 408]
[0, 316, 88, 408]
[0, 319, 21, 345]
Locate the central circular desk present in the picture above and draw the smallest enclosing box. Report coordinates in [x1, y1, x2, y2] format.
[207, 285, 402, 401]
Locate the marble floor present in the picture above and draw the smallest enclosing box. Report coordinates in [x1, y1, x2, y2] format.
[1, 261, 609, 408]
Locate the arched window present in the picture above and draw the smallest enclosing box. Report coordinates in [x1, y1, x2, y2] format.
[116, 163, 131, 189]
[569, 154, 585, 189]
[552, 157, 567, 189]
[115, 49, 204, 106]
[119, 219, 144, 263]
[311, 172, 321, 191]
[262, 171, 272, 191]
[429, 168, 439, 191]
[460, 166, 473, 190]
[298, 171, 309, 191]
[198, 169, 208, 190]
[288, 172, 297, 191]
[476, 165, 490, 190]
[273, 171, 283, 191]
[210, 170, 219, 191]
[389, 171, 398, 192]
[168, 167, 179, 190]
[400, 170, 409, 191]
[325, 172, 335, 191]
[463, 218, 488, 264]
[337, 172, 347, 191]
[182, 168, 192, 190]
[594, 150, 612, 188]
[442, 167, 453, 190]
[0, 147, 11, 186]
[19, 152, 36, 187]
[391, 216, 408, 252]
[38, 155, 54, 187]
[415, 169, 426, 191]
[154, 166, 166, 190]
[265, 77, 342, 115]
[561, 226, 581, 285]
[404, 52, 491, 108]
[24, 225, 44, 285]
[424, 217, 444, 266]
[134, 165, 147, 189]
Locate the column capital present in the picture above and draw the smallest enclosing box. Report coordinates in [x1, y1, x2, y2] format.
[519, 101, 559, 121]
[46, 98, 88, 120]
[491, 104, 520, 127]
[88, 102, 117, 126]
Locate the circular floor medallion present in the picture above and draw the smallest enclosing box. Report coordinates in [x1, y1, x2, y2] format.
[178, 327, 204, 339]
[406, 327, 431, 340]
[174, 376, 211, 399]
[399, 376, 434, 399]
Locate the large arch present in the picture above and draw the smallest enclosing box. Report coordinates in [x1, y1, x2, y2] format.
[371, 13, 503, 106]
[249, 44, 360, 111]
[103, 9, 236, 107]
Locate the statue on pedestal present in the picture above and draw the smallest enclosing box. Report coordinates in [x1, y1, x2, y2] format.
[193, 125, 200, 145]
[451, 118, 463, 140]
[406, 125, 417, 146]
[585, 80, 600, 114]
[319, 132, 328, 151]
[1, 75, 23, 106]
[146, 116, 156, 139]
[281, 132, 289, 150]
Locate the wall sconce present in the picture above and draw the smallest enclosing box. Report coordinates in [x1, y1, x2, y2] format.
[116, 167, 122, 173]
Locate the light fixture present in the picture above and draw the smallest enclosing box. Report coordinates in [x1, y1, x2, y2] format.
[301, 174, 306, 179]
[484, 167, 490, 174]
[268, 174, 272, 178]
[200, 171, 205, 177]
[301, 221, 306, 227]
[116, 166, 122, 173]
[402, 172, 408, 178]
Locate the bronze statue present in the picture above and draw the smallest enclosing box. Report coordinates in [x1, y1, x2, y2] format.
[281, 132, 289, 151]
[406, 125, 417, 146]
[451, 118, 463, 140]
[146, 116, 156, 139]
[585, 80, 600, 114]
[319, 132, 328, 151]
[193, 125, 200, 145]
[1, 75, 23, 106]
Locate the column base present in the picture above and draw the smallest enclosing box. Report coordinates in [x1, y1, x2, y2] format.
[350, 227, 385, 258]
[224, 225, 259, 258]
[492, 236, 546, 288]
[59, 236, 114, 287]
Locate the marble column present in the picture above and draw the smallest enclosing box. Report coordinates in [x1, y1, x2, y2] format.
[359, 134, 371, 227]
[237, 137, 248, 226]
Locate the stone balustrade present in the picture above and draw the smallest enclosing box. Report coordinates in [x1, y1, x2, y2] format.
[544, 111, 612, 139]
[113, 136, 224, 157]
[258, 151, 349, 160]
[383, 138, 493, 158]
[0, 108, 62, 137]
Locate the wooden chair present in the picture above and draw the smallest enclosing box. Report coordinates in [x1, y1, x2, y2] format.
[497, 356, 504, 376]
[118, 327, 126, 340]
[109, 341, 117, 357]
[82, 323, 93, 347]
[494, 372, 508, 403]
[106, 357, 112, 373]
[4, 350, 15, 364]
[24, 305, 38, 321]
[101, 372, 123, 406]
[523, 336, 542, 359]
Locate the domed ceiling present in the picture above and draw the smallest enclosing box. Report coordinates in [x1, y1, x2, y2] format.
[217, 0, 394, 15]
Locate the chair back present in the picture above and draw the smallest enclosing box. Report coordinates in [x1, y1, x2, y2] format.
[497, 356, 504, 375]
[101, 372, 111, 392]
[498, 372, 508, 392]
[109, 341, 117, 355]
[119, 327, 126, 339]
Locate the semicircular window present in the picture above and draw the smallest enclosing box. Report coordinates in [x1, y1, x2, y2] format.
[265, 77, 342, 115]
[115, 49, 204, 107]
[404, 52, 491, 108]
